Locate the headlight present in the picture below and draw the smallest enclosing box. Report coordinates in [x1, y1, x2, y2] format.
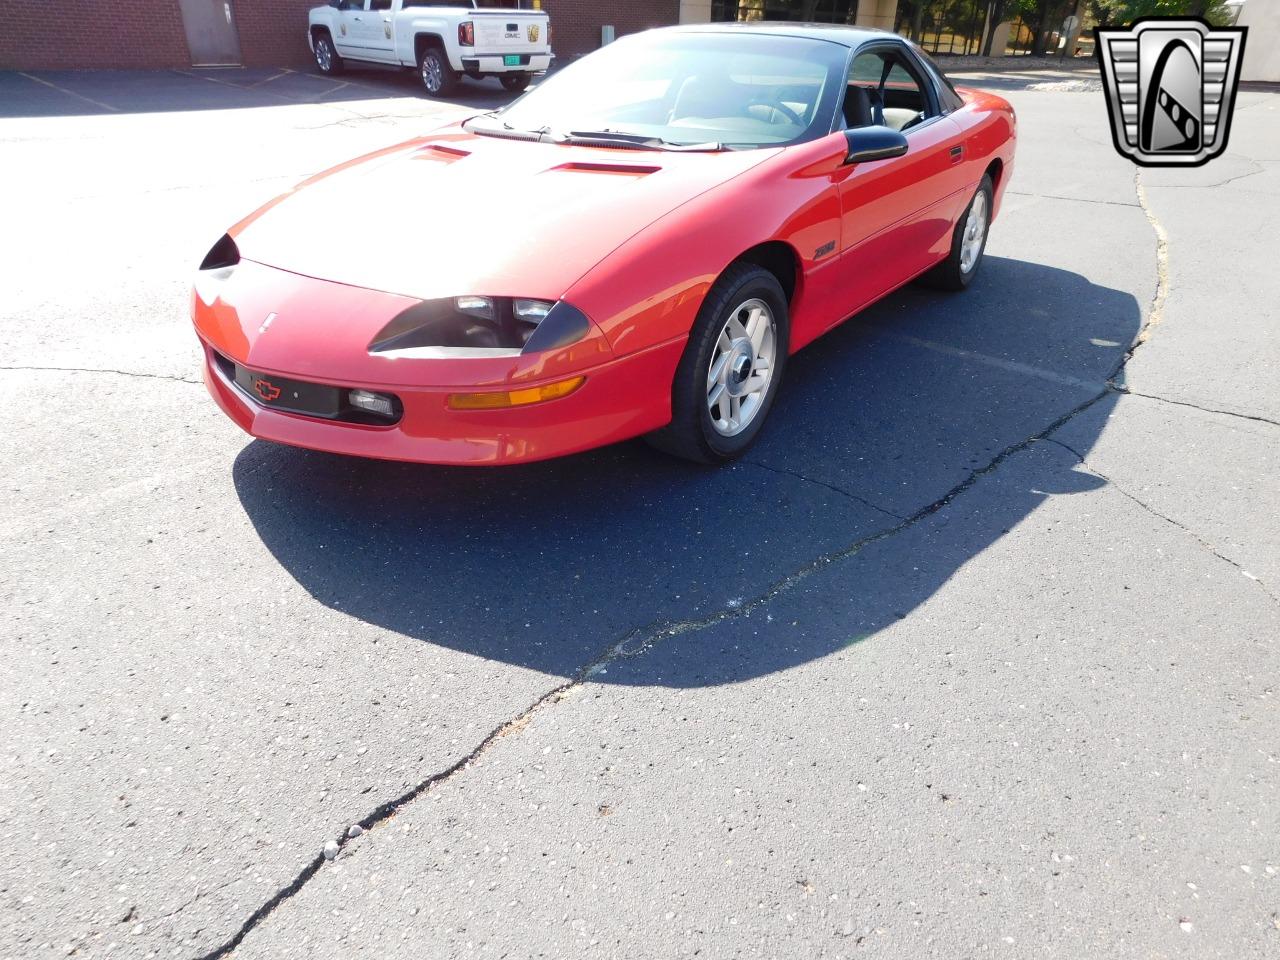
[454, 295, 495, 319]
[513, 299, 553, 323]
[370, 298, 589, 357]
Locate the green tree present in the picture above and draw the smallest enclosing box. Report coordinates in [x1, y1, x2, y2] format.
[1006, 0, 1233, 57]
[1006, 0, 1072, 56]
[1090, 0, 1237, 27]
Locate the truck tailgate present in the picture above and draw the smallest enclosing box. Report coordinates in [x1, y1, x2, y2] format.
[472, 12, 550, 53]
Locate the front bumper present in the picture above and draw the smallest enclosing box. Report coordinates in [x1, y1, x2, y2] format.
[199, 337, 682, 465]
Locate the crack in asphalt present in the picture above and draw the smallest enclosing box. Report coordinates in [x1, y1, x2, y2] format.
[1102, 174, 1279, 430]
[1111, 170, 1169, 375]
[0, 364, 200, 385]
[195, 641, 632, 960]
[1144, 159, 1268, 190]
[606, 391, 1113, 662]
[192, 155, 1216, 960]
[1043, 436, 1277, 605]
[739, 458, 906, 520]
[1006, 189, 1140, 208]
[1114, 386, 1280, 429]
[193, 386, 1113, 960]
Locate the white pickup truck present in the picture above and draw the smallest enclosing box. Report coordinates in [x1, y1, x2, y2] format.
[308, 0, 552, 97]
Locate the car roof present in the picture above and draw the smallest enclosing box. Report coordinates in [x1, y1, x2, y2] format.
[645, 21, 897, 49]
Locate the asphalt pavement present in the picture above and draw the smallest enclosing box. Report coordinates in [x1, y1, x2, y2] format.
[1, 63, 1277, 959]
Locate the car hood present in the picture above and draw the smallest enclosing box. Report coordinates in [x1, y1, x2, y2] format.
[231, 126, 776, 302]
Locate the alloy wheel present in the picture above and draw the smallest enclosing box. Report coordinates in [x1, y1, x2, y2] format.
[960, 190, 988, 274]
[706, 298, 777, 437]
[422, 55, 443, 94]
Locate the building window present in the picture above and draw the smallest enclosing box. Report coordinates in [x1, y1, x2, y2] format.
[711, 1, 861, 23]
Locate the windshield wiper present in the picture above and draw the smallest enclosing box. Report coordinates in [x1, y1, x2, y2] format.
[559, 129, 724, 152]
[462, 119, 723, 151]
[462, 114, 550, 138]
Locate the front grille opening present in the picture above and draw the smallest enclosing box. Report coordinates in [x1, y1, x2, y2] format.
[213, 350, 403, 426]
[212, 350, 235, 380]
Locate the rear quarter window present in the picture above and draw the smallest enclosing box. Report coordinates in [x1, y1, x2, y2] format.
[913, 46, 966, 113]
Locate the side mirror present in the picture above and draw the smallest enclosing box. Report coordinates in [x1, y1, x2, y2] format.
[332, 0, 348, 9]
[843, 126, 908, 164]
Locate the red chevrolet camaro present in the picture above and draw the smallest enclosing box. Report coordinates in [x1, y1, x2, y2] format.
[193, 23, 1015, 464]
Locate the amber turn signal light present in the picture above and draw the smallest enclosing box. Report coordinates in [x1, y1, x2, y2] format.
[447, 376, 585, 411]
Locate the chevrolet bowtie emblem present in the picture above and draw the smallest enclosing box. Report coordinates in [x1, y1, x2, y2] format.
[1095, 17, 1247, 167]
[253, 378, 282, 402]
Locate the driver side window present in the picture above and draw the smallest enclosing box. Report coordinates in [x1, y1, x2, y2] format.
[841, 48, 933, 133]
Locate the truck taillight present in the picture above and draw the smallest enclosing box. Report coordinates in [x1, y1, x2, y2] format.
[459, 21, 474, 46]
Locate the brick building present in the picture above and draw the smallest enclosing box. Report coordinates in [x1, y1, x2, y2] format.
[1, 0, 910, 72]
[0, 0, 681, 71]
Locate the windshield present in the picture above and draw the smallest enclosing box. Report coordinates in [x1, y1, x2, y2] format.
[477, 31, 848, 150]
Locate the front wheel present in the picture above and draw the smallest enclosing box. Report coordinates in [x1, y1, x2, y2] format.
[419, 47, 456, 97]
[500, 73, 531, 93]
[313, 33, 343, 76]
[919, 174, 993, 291]
[646, 263, 789, 464]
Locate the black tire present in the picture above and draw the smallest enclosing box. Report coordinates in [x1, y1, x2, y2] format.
[919, 174, 993, 291]
[646, 263, 790, 464]
[500, 73, 531, 93]
[418, 45, 456, 97]
[312, 32, 343, 76]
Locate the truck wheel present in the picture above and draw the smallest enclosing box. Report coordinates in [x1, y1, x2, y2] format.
[500, 73, 531, 93]
[419, 47, 456, 97]
[313, 32, 343, 76]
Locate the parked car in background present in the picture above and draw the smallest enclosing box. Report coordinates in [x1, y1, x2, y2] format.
[308, 0, 552, 96]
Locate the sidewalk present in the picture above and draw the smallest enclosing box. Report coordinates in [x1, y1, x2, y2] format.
[940, 53, 1101, 91]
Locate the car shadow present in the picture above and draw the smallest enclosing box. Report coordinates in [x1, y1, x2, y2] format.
[0, 66, 516, 118]
[232, 257, 1136, 687]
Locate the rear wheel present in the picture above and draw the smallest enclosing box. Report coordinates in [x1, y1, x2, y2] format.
[500, 72, 531, 93]
[646, 263, 789, 464]
[419, 46, 456, 97]
[313, 33, 343, 76]
[919, 175, 993, 291]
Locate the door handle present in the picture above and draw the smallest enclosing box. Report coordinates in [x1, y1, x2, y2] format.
[949, 145, 964, 163]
